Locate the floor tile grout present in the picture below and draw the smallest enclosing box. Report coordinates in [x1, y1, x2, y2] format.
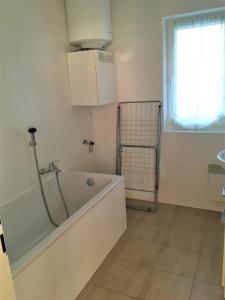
[93, 283, 139, 299]
[127, 206, 223, 298]
[187, 208, 214, 300]
[193, 278, 224, 288]
[79, 204, 223, 299]
[136, 207, 182, 299]
[102, 251, 208, 281]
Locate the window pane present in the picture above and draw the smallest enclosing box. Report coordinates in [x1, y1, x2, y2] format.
[175, 24, 224, 128]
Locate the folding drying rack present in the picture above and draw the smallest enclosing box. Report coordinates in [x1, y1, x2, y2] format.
[116, 101, 162, 212]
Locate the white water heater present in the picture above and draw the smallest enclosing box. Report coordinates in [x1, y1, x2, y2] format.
[65, 0, 112, 49]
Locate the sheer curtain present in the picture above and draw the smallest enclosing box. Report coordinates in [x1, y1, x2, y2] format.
[165, 9, 225, 131]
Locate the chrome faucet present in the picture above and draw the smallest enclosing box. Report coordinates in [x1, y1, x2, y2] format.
[39, 160, 61, 175]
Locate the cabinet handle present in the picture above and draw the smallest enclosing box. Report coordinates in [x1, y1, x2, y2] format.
[0, 233, 6, 254]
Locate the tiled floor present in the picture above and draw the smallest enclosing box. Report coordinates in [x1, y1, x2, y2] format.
[77, 202, 224, 300]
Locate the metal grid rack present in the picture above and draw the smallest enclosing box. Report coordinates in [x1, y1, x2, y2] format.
[116, 101, 162, 212]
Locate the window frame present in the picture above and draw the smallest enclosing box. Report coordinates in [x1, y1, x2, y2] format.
[163, 7, 225, 133]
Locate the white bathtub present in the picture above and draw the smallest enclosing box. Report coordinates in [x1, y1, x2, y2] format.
[1, 171, 127, 299]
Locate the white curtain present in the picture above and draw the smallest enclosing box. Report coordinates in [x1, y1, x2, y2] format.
[166, 10, 225, 131]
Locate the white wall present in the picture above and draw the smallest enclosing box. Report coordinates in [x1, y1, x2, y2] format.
[0, 0, 96, 207]
[94, 0, 225, 211]
[0, 0, 224, 212]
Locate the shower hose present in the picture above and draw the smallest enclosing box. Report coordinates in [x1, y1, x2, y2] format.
[31, 135, 69, 227]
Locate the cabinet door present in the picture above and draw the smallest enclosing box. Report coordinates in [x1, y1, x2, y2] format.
[0, 223, 16, 299]
[67, 51, 99, 106]
[96, 52, 117, 105]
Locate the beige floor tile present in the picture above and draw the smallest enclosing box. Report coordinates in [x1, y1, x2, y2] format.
[172, 207, 208, 232]
[190, 280, 224, 300]
[175, 206, 207, 216]
[141, 204, 176, 228]
[154, 246, 198, 278]
[125, 207, 147, 238]
[110, 237, 161, 268]
[131, 222, 169, 245]
[126, 207, 147, 228]
[91, 259, 152, 298]
[158, 203, 179, 212]
[195, 253, 223, 285]
[164, 226, 204, 253]
[124, 203, 175, 241]
[140, 269, 193, 300]
[77, 283, 134, 300]
[201, 224, 224, 256]
[205, 211, 222, 227]
[78, 206, 224, 300]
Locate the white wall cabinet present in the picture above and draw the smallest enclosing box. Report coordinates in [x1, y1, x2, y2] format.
[67, 50, 117, 106]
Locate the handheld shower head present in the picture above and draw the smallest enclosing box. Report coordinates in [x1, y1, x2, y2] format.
[28, 127, 37, 146]
[28, 127, 37, 134]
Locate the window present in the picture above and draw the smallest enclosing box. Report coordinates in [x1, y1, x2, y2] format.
[163, 8, 225, 132]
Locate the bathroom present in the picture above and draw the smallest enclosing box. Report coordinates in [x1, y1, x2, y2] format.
[0, 0, 225, 299]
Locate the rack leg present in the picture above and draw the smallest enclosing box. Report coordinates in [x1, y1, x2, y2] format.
[150, 187, 159, 212]
[126, 189, 159, 213]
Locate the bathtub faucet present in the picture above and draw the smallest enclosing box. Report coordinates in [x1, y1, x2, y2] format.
[39, 160, 61, 175]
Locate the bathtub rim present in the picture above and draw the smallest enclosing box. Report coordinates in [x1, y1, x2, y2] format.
[10, 171, 124, 277]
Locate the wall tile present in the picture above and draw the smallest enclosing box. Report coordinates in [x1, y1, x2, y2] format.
[23, 86, 54, 115]
[0, 0, 96, 206]
[19, 54, 54, 86]
[2, 86, 26, 119]
[2, 53, 21, 86]
[2, 117, 31, 204]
